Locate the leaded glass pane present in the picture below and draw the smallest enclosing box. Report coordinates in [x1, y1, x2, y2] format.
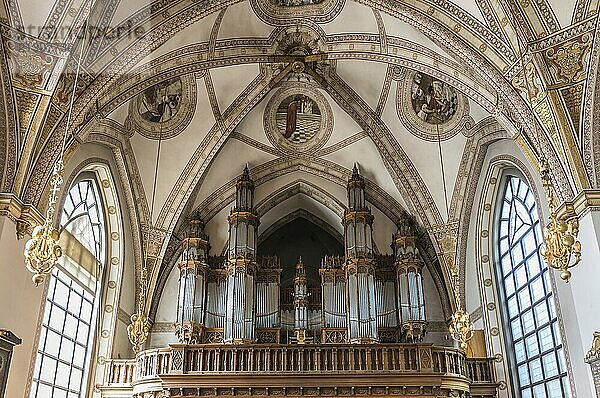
[496, 176, 570, 397]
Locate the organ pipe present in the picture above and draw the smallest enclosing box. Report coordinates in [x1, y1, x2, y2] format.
[393, 219, 427, 342]
[224, 166, 258, 343]
[175, 219, 210, 344]
[255, 258, 281, 331]
[344, 165, 378, 343]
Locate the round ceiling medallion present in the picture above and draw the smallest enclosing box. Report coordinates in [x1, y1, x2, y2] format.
[251, 0, 344, 25]
[396, 69, 471, 141]
[264, 83, 333, 153]
[126, 74, 196, 140]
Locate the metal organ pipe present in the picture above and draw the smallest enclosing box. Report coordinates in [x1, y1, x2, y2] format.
[174, 220, 209, 344]
[343, 165, 378, 343]
[224, 166, 258, 344]
[393, 219, 427, 342]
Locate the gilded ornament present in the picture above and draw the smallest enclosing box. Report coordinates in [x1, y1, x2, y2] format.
[539, 159, 582, 282]
[448, 308, 474, 351]
[545, 33, 591, 84]
[585, 331, 600, 363]
[24, 160, 64, 286]
[127, 311, 150, 354]
[512, 61, 544, 105]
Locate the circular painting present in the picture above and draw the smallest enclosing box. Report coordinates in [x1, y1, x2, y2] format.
[397, 69, 471, 141]
[410, 72, 458, 124]
[276, 94, 321, 144]
[265, 83, 333, 152]
[139, 77, 182, 122]
[127, 74, 196, 140]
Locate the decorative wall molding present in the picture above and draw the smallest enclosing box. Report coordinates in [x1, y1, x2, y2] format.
[0, 192, 43, 238]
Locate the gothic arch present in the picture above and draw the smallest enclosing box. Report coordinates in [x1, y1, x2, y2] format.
[473, 154, 576, 397]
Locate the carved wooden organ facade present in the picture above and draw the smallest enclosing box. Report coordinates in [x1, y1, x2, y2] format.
[174, 166, 428, 347]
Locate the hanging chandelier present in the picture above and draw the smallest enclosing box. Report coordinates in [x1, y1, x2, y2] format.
[511, 29, 583, 283]
[24, 22, 88, 286]
[128, 125, 163, 353]
[127, 291, 151, 353]
[448, 275, 474, 351]
[24, 162, 64, 286]
[538, 159, 581, 282]
[435, 124, 474, 350]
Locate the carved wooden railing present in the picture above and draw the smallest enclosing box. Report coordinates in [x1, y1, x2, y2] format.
[102, 344, 498, 397]
[105, 358, 136, 386]
[129, 344, 488, 376]
[466, 357, 495, 383]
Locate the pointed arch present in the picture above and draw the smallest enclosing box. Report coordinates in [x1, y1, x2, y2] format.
[474, 155, 577, 398]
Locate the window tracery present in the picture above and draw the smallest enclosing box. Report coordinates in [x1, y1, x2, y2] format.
[29, 178, 106, 398]
[496, 176, 570, 398]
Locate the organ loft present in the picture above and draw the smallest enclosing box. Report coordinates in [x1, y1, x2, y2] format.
[173, 165, 429, 346]
[107, 165, 499, 398]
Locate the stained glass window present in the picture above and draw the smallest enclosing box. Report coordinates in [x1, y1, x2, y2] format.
[30, 179, 105, 398]
[497, 176, 570, 398]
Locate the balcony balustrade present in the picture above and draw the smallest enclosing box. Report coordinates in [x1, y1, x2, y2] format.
[102, 343, 497, 397]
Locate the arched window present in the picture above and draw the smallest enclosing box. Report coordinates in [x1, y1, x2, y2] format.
[496, 175, 570, 398]
[30, 177, 106, 398]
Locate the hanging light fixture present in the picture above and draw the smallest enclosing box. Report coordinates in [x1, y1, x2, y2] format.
[448, 274, 474, 351]
[435, 124, 474, 350]
[538, 159, 581, 282]
[24, 21, 89, 286]
[128, 122, 163, 353]
[512, 30, 582, 283]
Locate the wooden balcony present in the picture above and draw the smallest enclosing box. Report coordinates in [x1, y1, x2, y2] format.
[102, 344, 498, 398]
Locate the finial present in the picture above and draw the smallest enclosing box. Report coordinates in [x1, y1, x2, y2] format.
[352, 162, 360, 175]
[239, 164, 253, 183]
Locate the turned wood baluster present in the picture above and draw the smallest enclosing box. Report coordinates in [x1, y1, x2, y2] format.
[198, 348, 204, 372]
[265, 348, 270, 372]
[215, 348, 221, 372]
[333, 348, 338, 371]
[382, 347, 388, 370]
[316, 347, 321, 371]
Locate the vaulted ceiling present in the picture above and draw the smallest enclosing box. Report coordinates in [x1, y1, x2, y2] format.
[1, 0, 599, 316]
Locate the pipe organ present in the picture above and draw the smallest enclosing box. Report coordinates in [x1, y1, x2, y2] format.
[343, 165, 378, 343]
[175, 220, 209, 344]
[174, 166, 428, 345]
[393, 219, 427, 342]
[225, 166, 258, 343]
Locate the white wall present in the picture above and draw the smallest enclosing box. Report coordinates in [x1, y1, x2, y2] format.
[0, 216, 44, 398]
[465, 137, 598, 397]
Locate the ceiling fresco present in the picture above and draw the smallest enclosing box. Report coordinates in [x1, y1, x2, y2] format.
[1, 0, 599, 328]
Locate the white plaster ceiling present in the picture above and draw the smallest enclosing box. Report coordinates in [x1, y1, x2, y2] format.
[7, 0, 585, 265]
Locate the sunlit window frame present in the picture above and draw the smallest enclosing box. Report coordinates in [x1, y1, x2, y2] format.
[29, 174, 107, 398]
[495, 174, 570, 398]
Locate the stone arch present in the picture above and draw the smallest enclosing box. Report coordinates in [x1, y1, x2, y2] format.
[473, 154, 577, 397]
